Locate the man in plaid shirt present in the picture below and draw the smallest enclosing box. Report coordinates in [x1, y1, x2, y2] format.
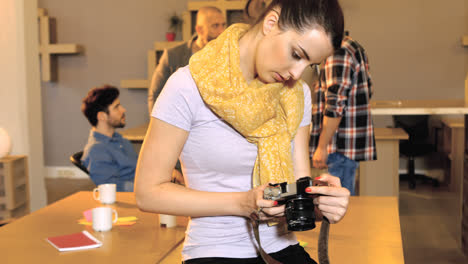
[310, 34, 376, 195]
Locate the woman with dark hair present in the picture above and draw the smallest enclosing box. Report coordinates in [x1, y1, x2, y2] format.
[136, 0, 348, 263]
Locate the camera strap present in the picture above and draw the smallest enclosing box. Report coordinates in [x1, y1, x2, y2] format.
[318, 218, 330, 264]
[250, 215, 283, 264]
[250, 214, 330, 264]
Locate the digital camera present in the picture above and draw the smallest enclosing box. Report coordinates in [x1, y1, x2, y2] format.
[263, 176, 327, 231]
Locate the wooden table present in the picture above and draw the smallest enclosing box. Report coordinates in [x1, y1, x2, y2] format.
[0, 192, 186, 263]
[123, 99, 468, 252]
[160, 196, 405, 264]
[359, 128, 408, 196]
[2, 194, 403, 263]
[371, 99, 468, 115]
[370, 99, 468, 251]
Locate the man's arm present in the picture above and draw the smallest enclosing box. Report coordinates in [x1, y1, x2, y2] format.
[312, 116, 342, 168]
[148, 49, 171, 115]
[312, 50, 353, 169]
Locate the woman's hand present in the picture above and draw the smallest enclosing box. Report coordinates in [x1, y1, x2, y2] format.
[306, 174, 350, 224]
[242, 184, 283, 221]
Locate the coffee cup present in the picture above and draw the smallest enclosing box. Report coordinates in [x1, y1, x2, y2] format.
[159, 214, 177, 228]
[93, 183, 116, 204]
[92, 207, 118, 232]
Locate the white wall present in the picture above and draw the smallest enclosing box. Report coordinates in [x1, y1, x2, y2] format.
[0, 0, 46, 211]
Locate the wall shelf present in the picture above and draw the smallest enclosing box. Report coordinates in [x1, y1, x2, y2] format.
[120, 0, 246, 89]
[120, 80, 149, 89]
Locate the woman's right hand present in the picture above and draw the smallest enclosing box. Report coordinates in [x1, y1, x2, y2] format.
[306, 174, 350, 224]
[241, 184, 283, 220]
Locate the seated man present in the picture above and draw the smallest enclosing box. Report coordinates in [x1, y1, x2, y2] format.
[81, 85, 137, 192]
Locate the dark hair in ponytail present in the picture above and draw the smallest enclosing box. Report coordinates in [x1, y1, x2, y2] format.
[255, 0, 344, 50]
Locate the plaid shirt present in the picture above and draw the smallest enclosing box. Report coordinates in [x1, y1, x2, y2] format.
[310, 36, 377, 162]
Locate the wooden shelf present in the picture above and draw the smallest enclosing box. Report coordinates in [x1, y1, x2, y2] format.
[121, 50, 157, 89]
[120, 0, 247, 89]
[37, 8, 47, 17]
[0, 155, 29, 220]
[187, 0, 245, 10]
[121, 41, 186, 89]
[38, 14, 82, 81]
[120, 79, 149, 89]
[154, 41, 184, 51]
[0, 203, 29, 219]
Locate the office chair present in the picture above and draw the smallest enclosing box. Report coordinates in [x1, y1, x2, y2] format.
[0, 218, 15, 227]
[70, 151, 89, 175]
[394, 115, 439, 189]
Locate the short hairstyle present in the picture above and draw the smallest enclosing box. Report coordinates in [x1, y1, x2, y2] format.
[196, 6, 223, 27]
[81, 85, 119, 127]
[255, 0, 344, 50]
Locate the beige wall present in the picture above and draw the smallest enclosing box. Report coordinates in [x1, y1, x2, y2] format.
[0, 0, 47, 210]
[341, 0, 466, 100]
[36, 0, 467, 166]
[1, 0, 26, 153]
[38, 0, 188, 166]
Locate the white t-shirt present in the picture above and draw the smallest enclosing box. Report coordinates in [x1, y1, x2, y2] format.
[152, 66, 312, 261]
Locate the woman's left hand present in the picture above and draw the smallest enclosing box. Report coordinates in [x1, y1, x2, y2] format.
[243, 184, 285, 221]
[306, 174, 350, 224]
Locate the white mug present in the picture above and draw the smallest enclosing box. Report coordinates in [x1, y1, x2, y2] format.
[92, 207, 118, 232]
[93, 183, 116, 204]
[159, 214, 177, 228]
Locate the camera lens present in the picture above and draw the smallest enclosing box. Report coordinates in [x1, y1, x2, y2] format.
[285, 197, 316, 231]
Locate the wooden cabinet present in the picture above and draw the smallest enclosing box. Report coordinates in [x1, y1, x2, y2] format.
[0, 155, 30, 221]
[358, 128, 408, 196]
[463, 116, 468, 255]
[463, 157, 468, 255]
[438, 118, 465, 191]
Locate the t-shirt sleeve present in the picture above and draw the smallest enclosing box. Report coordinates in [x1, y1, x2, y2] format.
[151, 67, 197, 131]
[300, 81, 312, 127]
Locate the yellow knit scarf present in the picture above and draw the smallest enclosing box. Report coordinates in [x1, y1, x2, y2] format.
[189, 23, 304, 186]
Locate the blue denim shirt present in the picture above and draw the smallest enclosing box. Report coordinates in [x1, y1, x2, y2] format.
[82, 130, 137, 192]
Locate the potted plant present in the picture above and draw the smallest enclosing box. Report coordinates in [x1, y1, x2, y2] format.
[166, 13, 183, 41]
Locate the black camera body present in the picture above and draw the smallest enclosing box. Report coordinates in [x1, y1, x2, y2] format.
[263, 176, 327, 231]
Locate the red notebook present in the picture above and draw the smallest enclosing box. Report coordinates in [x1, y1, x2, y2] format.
[46, 231, 102, 252]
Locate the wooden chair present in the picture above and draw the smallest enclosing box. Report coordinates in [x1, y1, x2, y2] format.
[0, 218, 16, 227]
